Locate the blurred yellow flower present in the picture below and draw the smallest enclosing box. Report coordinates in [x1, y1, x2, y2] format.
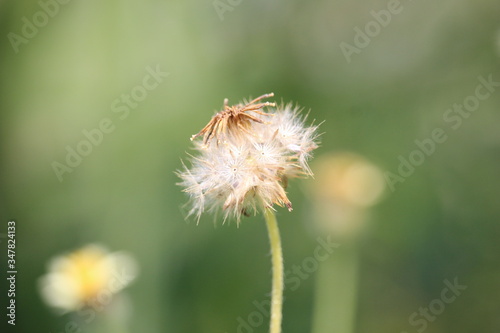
[309, 152, 385, 239]
[38, 244, 138, 313]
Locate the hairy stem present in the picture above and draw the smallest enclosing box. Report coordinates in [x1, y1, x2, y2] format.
[264, 208, 284, 333]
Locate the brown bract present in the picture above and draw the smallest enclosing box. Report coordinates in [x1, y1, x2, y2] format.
[190, 92, 276, 145]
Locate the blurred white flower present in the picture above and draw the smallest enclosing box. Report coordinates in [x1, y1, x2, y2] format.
[38, 244, 138, 313]
[177, 93, 320, 222]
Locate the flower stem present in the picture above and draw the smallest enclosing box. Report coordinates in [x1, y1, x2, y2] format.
[264, 208, 284, 333]
[311, 244, 359, 333]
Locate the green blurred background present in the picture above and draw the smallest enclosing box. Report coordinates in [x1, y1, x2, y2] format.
[1, 0, 500, 332]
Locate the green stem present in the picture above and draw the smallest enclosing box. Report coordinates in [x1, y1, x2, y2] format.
[264, 208, 284, 333]
[311, 244, 359, 333]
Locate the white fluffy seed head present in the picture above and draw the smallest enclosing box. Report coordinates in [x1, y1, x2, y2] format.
[177, 95, 320, 223]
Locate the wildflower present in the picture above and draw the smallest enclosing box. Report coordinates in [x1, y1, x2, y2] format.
[38, 244, 138, 313]
[308, 152, 385, 239]
[177, 93, 320, 222]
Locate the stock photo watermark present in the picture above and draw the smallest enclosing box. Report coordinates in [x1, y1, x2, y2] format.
[340, 0, 408, 63]
[7, 0, 74, 54]
[51, 65, 169, 182]
[401, 277, 467, 333]
[213, 0, 243, 21]
[5, 221, 17, 326]
[235, 236, 340, 333]
[385, 73, 500, 192]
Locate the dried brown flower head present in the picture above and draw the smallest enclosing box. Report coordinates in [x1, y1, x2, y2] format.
[190, 92, 276, 144]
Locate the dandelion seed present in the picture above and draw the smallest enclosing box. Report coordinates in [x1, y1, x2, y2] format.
[177, 93, 320, 223]
[177, 93, 321, 333]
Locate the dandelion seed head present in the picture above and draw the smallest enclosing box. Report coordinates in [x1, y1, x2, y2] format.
[177, 93, 320, 223]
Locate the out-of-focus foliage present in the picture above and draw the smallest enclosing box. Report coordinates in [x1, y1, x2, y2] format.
[1, 0, 499, 332]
